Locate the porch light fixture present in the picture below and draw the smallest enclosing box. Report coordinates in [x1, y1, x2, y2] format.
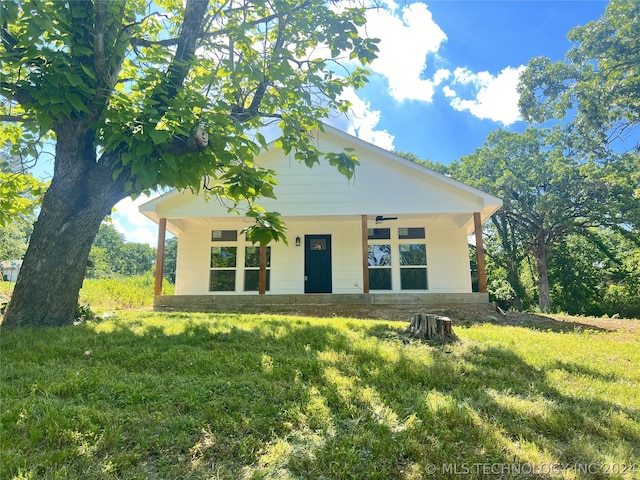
[295, 236, 301, 246]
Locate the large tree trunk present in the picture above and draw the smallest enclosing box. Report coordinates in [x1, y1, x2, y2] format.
[534, 241, 551, 312]
[2, 124, 125, 327]
[505, 257, 525, 310]
[493, 215, 525, 309]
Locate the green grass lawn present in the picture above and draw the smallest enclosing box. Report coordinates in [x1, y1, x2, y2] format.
[1, 311, 639, 479]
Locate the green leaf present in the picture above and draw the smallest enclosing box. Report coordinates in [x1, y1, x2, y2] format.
[163, 153, 177, 171]
[112, 167, 124, 181]
[73, 46, 94, 56]
[64, 92, 87, 113]
[80, 64, 96, 80]
[148, 129, 171, 145]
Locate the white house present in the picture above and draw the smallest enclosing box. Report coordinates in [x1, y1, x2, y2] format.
[1, 260, 22, 282]
[140, 125, 502, 312]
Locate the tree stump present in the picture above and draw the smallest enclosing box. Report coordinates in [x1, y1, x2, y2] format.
[405, 313, 454, 340]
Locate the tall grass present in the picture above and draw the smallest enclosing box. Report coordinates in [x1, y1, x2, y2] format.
[1, 275, 173, 310]
[0, 281, 13, 304]
[79, 274, 174, 309]
[1, 311, 638, 479]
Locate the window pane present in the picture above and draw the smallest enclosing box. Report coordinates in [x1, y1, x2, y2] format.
[399, 244, 426, 266]
[401, 268, 428, 290]
[244, 270, 271, 291]
[369, 268, 392, 290]
[245, 247, 271, 268]
[367, 228, 390, 240]
[368, 244, 391, 266]
[211, 247, 237, 268]
[398, 227, 425, 239]
[309, 239, 326, 251]
[211, 230, 237, 241]
[209, 270, 236, 291]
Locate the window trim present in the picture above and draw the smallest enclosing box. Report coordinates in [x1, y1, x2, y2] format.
[211, 229, 238, 242]
[367, 243, 392, 290]
[367, 226, 429, 292]
[244, 246, 271, 292]
[209, 245, 238, 291]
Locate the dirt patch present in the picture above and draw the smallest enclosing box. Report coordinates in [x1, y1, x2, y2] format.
[257, 303, 640, 337]
[434, 308, 639, 336]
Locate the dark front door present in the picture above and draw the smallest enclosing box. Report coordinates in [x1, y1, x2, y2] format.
[305, 235, 332, 293]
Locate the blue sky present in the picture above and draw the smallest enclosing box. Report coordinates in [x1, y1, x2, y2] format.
[328, 0, 608, 163]
[111, 0, 609, 245]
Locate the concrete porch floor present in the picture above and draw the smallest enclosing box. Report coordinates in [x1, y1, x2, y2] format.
[154, 293, 495, 321]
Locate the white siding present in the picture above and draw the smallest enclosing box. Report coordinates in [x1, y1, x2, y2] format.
[175, 223, 212, 295]
[141, 126, 500, 296]
[149, 132, 490, 221]
[425, 220, 473, 293]
[174, 216, 472, 295]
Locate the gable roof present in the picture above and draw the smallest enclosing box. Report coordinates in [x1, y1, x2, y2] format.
[140, 124, 501, 231]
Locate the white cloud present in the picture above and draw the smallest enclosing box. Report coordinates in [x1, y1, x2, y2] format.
[442, 85, 456, 98]
[447, 66, 526, 125]
[111, 195, 161, 246]
[330, 88, 395, 151]
[363, 2, 449, 102]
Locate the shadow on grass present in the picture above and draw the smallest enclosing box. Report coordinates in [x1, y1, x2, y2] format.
[1, 315, 638, 479]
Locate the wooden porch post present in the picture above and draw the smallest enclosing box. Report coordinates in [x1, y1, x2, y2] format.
[361, 215, 369, 293]
[473, 212, 487, 293]
[154, 218, 167, 296]
[258, 245, 267, 295]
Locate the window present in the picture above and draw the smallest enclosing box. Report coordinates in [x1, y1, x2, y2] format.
[211, 230, 237, 242]
[309, 239, 327, 250]
[399, 244, 427, 290]
[210, 247, 237, 291]
[368, 244, 392, 290]
[367, 226, 429, 291]
[398, 227, 425, 239]
[368, 228, 390, 240]
[244, 246, 271, 291]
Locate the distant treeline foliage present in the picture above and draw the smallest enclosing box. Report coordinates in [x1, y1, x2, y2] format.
[86, 223, 177, 283]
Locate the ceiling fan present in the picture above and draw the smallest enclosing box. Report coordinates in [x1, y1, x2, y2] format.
[375, 215, 398, 224]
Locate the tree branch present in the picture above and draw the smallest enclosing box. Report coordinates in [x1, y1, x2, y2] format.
[130, 37, 182, 49]
[147, 0, 210, 116]
[0, 114, 27, 122]
[230, 7, 292, 123]
[163, 127, 210, 155]
[0, 81, 35, 106]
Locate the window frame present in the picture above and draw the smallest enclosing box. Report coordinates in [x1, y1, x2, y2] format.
[367, 243, 392, 290]
[209, 245, 238, 291]
[243, 246, 271, 292]
[366, 225, 429, 292]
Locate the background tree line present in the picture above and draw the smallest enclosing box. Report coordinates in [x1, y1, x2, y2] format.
[398, 0, 640, 317]
[88, 223, 177, 282]
[401, 129, 640, 318]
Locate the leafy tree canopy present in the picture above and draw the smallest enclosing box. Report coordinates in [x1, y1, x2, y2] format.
[0, 146, 46, 227]
[450, 126, 637, 311]
[518, 0, 640, 155]
[0, 215, 32, 263]
[1, 0, 378, 327]
[393, 151, 451, 175]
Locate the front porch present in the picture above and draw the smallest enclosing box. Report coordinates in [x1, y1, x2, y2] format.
[154, 292, 493, 319]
